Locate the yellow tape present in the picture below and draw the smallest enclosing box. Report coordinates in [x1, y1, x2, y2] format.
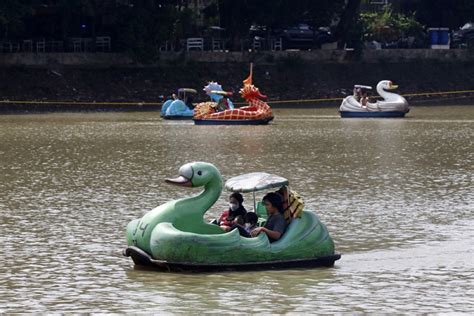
[0, 100, 163, 106]
[1, 89, 474, 106]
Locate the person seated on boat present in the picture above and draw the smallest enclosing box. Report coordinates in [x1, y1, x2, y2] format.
[275, 186, 291, 223]
[250, 192, 287, 242]
[217, 192, 247, 232]
[360, 90, 369, 107]
[276, 186, 305, 222]
[229, 211, 259, 237]
[243, 212, 259, 235]
[353, 87, 362, 102]
[216, 96, 230, 112]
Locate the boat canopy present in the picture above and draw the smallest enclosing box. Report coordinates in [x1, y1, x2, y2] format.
[210, 90, 233, 96]
[225, 172, 289, 193]
[354, 85, 372, 90]
[178, 88, 197, 93]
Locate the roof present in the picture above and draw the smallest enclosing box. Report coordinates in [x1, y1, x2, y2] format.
[178, 88, 197, 93]
[354, 85, 372, 89]
[210, 90, 233, 96]
[225, 172, 289, 193]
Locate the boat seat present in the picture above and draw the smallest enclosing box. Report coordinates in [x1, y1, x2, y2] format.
[255, 201, 267, 226]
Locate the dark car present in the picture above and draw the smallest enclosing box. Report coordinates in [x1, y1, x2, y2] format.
[451, 22, 474, 48]
[278, 24, 333, 49]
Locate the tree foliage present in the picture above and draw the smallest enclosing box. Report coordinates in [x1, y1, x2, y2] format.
[334, 0, 362, 49]
[0, 0, 32, 38]
[217, 0, 345, 49]
[360, 5, 424, 43]
[1, 0, 474, 61]
[398, 0, 474, 29]
[115, 0, 177, 62]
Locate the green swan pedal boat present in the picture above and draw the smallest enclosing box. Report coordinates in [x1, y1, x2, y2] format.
[123, 162, 340, 272]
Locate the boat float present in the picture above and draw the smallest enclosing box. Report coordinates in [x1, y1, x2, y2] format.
[193, 65, 274, 125]
[161, 83, 234, 120]
[123, 162, 340, 272]
[340, 80, 410, 118]
[161, 88, 196, 120]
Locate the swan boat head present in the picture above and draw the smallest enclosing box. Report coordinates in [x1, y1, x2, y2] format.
[375, 80, 409, 110]
[377, 80, 398, 91]
[165, 161, 222, 189]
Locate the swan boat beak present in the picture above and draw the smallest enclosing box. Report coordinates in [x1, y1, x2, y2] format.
[165, 175, 192, 187]
[388, 82, 399, 90]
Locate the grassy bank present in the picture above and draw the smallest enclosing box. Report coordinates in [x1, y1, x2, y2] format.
[1, 60, 474, 111]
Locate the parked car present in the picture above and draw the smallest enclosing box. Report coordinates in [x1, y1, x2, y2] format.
[277, 24, 333, 49]
[451, 22, 474, 48]
[248, 23, 333, 50]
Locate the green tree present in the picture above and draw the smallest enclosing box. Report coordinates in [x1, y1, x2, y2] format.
[0, 0, 32, 38]
[217, 0, 345, 50]
[115, 0, 177, 62]
[334, 0, 363, 49]
[360, 5, 424, 43]
[399, 0, 474, 29]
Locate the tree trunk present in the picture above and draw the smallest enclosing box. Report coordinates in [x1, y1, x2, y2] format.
[335, 0, 362, 49]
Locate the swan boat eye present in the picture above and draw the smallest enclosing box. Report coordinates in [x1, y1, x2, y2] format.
[197, 170, 202, 176]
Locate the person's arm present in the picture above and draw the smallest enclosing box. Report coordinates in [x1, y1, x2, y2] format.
[218, 210, 229, 225]
[263, 227, 282, 240]
[232, 215, 244, 225]
[250, 226, 282, 240]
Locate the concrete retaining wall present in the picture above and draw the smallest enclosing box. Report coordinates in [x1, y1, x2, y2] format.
[173, 49, 474, 64]
[0, 49, 473, 67]
[0, 53, 134, 67]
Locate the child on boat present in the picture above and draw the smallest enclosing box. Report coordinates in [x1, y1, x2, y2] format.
[229, 211, 258, 237]
[243, 212, 259, 235]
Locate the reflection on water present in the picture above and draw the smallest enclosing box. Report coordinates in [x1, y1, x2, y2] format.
[0, 106, 473, 313]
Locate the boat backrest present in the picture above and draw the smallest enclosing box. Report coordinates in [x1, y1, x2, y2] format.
[255, 201, 267, 218]
[288, 190, 304, 218]
[254, 201, 267, 226]
[276, 186, 291, 223]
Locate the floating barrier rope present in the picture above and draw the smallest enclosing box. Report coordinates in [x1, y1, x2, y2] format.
[1, 89, 474, 107]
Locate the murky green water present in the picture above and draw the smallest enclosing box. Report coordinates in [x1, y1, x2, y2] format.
[0, 106, 473, 313]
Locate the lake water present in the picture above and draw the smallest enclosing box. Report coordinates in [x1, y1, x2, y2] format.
[0, 106, 473, 313]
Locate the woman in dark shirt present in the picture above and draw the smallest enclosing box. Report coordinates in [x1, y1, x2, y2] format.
[218, 192, 247, 232]
[251, 192, 287, 242]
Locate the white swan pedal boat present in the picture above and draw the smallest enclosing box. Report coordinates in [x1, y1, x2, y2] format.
[340, 80, 410, 118]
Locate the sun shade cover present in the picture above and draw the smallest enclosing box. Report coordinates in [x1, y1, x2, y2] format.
[178, 88, 197, 93]
[225, 172, 289, 193]
[354, 85, 372, 90]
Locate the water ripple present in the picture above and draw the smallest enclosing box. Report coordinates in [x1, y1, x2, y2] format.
[0, 107, 473, 313]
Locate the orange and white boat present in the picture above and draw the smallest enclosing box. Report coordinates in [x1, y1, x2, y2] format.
[193, 65, 273, 125]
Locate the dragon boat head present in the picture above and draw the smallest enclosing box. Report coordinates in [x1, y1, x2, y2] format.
[239, 84, 267, 101]
[165, 161, 222, 188]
